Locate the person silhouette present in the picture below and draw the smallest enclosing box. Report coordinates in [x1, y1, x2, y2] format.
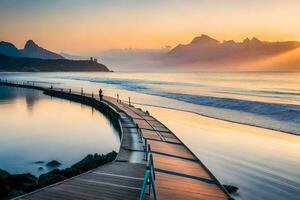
[99, 88, 103, 101]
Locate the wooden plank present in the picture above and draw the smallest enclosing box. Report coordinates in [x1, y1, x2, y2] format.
[148, 140, 196, 160]
[141, 129, 163, 141]
[155, 173, 227, 200]
[152, 154, 212, 179]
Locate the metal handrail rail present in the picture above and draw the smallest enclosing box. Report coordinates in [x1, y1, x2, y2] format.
[148, 152, 156, 180]
[139, 169, 157, 200]
[139, 152, 157, 200]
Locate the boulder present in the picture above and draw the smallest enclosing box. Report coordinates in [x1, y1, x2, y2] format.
[38, 173, 66, 188]
[5, 190, 26, 199]
[71, 151, 117, 171]
[33, 161, 45, 164]
[46, 160, 61, 167]
[223, 184, 239, 194]
[60, 167, 82, 178]
[0, 169, 11, 196]
[9, 173, 38, 192]
[0, 151, 117, 199]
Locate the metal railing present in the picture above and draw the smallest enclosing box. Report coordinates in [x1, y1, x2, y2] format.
[135, 116, 158, 199]
[139, 149, 157, 200]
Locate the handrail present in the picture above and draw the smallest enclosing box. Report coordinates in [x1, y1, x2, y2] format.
[148, 152, 156, 180]
[139, 151, 157, 200]
[139, 169, 157, 200]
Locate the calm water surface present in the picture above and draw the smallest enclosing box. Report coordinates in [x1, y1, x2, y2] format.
[0, 85, 120, 176]
[0, 72, 299, 199]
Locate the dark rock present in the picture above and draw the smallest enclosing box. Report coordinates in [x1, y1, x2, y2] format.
[0, 169, 11, 196]
[60, 167, 82, 178]
[38, 167, 44, 170]
[0, 170, 38, 198]
[46, 160, 61, 167]
[5, 190, 26, 199]
[0, 169, 10, 178]
[38, 173, 66, 188]
[37, 151, 116, 189]
[9, 173, 38, 192]
[223, 184, 239, 194]
[33, 161, 45, 164]
[71, 151, 117, 171]
[0, 151, 117, 199]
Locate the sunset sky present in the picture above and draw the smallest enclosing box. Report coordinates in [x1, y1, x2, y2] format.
[1, 0, 300, 54]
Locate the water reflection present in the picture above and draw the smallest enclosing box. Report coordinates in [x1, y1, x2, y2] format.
[0, 85, 120, 176]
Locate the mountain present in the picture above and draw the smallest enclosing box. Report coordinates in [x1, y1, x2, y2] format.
[60, 52, 89, 60]
[165, 34, 300, 70]
[0, 53, 109, 72]
[0, 41, 21, 57]
[20, 40, 65, 60]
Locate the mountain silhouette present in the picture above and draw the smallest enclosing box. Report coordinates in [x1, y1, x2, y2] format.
[0, 40, 110, 72]
[0, 41, 21, 57]
[20, 40, 65, 60]
[165, 35, 300, 70]
[0, 53, 109, 72]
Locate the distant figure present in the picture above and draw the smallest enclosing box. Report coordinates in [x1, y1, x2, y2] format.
[117, 94, 119, 102]
[50, 85, 53, 90]
[99, 88, 103, 101]
[69, 88, 71, 93]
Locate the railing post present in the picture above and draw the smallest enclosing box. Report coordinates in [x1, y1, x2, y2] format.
[144, 138, 148, 160]
[81, 88, 83, 96]
[136, 123, 143, 142]
[150, 173, 157, 200]
[146, 144, 152, 161]
[139, 171, 150, 200]
[149, 153, 156, 180]
[139, 162, 157, 200]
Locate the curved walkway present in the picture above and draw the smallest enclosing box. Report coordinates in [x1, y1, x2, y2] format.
[0, 81, 231, 200]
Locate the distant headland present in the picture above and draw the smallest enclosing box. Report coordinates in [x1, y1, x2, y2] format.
[0, 40, 110, 72]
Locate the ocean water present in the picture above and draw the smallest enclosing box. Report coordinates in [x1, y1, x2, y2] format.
[0, 72, 300, 199]
[0, 85, 120, 176]
[1, 72, 299, 134]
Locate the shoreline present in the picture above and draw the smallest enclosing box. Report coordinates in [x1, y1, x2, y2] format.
[131, 101, 300, 136]
[0, 152, 117, 200]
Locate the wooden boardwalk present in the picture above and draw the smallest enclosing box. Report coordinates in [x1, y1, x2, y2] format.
[104, 97, 230, 200]
[0, 81, 231, 200]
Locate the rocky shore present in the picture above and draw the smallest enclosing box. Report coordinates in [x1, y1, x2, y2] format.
[0, 151, 117, 200]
